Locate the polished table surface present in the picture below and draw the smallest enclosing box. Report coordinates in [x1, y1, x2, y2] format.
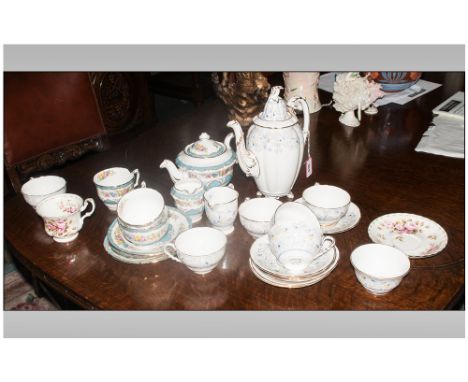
[5, 73, 465, 310]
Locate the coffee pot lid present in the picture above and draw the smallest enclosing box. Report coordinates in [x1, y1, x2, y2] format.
[184, 132, 226, 158]
[258, 86, 290, 122]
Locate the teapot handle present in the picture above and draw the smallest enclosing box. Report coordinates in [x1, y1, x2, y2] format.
[288, 96, 310, 141]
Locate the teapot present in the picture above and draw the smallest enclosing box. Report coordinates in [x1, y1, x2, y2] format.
[227, 86, 310, 198]
[160, 132, 236, 189]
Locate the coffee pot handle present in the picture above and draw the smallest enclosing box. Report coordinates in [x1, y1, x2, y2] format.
[131, 169, 141, 187]
[79, 198, 96, 228]
[287, 96, 310, 141]
[164, 243, 182, 263]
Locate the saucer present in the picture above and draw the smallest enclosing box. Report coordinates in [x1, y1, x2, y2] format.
[104, 207, 191, 261]
[250, 235, 337, 279]
[249, 248, 340, 288]
[295, 199, 361, 234]
[104, 237, 168, 264]
[368, 213, 448, 258]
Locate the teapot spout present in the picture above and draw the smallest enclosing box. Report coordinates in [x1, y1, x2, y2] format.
[160, 159, 184, 183]
[226, 120, 259, 178]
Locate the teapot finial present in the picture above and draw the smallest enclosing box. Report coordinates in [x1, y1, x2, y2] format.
[261, 86, 288, 121]
[269, 86, 283, 102]
[199, 132, 210, 140]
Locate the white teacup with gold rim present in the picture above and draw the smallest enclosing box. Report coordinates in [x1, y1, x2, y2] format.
[269, 220, 335, 274]
[270, 202, 335, 273]
[302, 184, 351, 227]
[93, 167, 144, 211]
[21, 175, 67, 209]
[36, 193, 95, 243]
[239, 197, 283, 238]
[164, 227, 227, 275]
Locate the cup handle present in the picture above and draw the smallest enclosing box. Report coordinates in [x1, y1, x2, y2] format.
[164, 243, 181, 263]
[132, 169, 140, 187]
[79, 198, 96, 227]
[319, 235, 335, 254]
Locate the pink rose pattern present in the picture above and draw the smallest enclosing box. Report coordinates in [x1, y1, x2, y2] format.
[377, 218, 440, 256]
[58, 200, 79, 214]
[45, 218, 76, 237]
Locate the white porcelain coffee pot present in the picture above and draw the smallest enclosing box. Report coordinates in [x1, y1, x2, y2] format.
[227, 86, 310, 198]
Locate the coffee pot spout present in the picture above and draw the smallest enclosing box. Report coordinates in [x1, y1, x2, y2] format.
[226, 120, 259, 178]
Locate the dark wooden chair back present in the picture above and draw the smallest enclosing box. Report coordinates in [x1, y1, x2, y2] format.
[4, 72, 108, 192]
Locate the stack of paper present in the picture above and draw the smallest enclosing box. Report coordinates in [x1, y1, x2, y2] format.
[415, 115, 464, 158]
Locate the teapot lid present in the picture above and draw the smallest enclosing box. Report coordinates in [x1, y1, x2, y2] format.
[184, 132, 226, 158]
[254, 86, 298, 128]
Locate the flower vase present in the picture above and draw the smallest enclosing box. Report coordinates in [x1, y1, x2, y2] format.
[283, 72, 321, 114]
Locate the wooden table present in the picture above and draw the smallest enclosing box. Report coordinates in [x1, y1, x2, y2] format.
[5, 73, 465, 310]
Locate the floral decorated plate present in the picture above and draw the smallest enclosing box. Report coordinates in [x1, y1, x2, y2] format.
[105, 207, 191, 257]
[295, 199, 361, 234]
[250, 234, 337, 279]
[368, 213, 448, 258]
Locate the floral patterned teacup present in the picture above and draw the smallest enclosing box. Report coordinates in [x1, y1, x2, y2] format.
[117, 188, 168, 245]
[36, 193, 96, 243]
[302, 184, 351, 227]
[93, 167, 144, 211]
[204, 185, 239, 234]
[269, 220, 335, 273]
[350, 244, 410, 295]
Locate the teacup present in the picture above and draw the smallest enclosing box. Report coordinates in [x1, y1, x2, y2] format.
[204, 185, 239, 234]
[93, 167, 144, 211]
[35, 193, 95, 243]
[350, 244, 410, 295]
[170, 177, 205, 223]
[272, 201, 318, 226]
[269, 220, 335, 273]
[239, 197, 282, 238]
[21, 175, 67, 209]
[164, 227, 227, 275]
[117, 188, 168, 245]
[302, 184, 351, 227]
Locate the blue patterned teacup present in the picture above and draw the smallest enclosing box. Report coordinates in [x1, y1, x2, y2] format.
[94, 167, 144, 211]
